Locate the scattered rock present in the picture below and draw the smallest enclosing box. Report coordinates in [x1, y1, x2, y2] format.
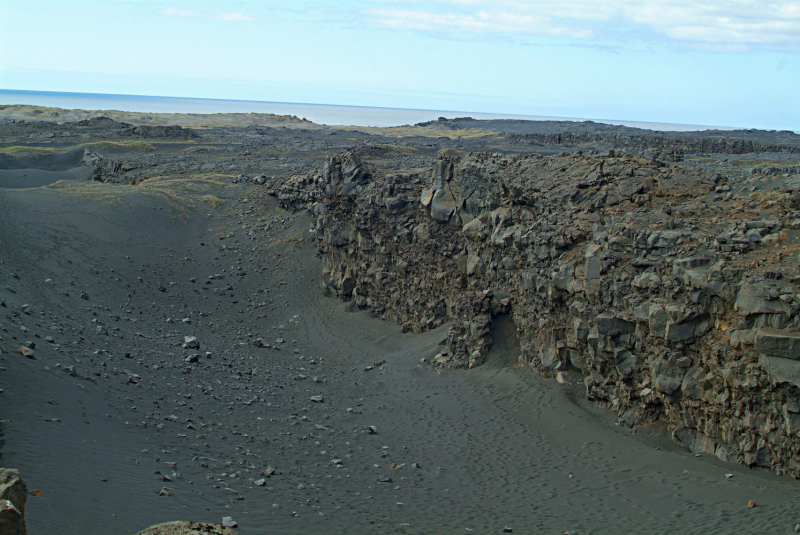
[262, 466, 276, 477]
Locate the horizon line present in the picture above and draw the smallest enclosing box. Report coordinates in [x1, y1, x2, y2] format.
[0, 87, 767, 133]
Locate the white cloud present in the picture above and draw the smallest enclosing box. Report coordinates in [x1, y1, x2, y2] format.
[363, 1, 800, 50]
[165, 7, 255, 22]
[165, 8, 200, 17]
[368, 8, 592, 38]
[209, 12, 256, 22]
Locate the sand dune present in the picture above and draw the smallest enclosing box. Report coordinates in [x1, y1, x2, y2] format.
[0, 166, 93, 189]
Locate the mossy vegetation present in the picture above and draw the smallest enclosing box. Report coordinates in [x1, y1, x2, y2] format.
[81, 140, 156, 152]
[0, 140, 156, 157]
[201, 194, 225, 208]
[45, 175, 231, 221]
[0, 145, 60, 157]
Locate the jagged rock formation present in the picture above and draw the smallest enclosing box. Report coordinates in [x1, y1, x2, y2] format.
[81, 149, 143, 184]
[272, 148, 800, 477]
[0, 469, 27, 535]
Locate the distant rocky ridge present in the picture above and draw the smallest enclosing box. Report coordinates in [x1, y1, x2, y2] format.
[418, 117, 800, 148]
[417, 118, 800, 156]
[507, 132, 800, 156]
[271, 147, 800, 477]
[75, 117, 200, 139]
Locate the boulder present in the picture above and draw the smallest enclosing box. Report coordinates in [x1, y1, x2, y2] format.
[632, 272, 661, 290]
[665, 304, 697, 325]
[754, 329, 800, 360]
[573, 318, 589, 342]
[655, 374, 682, 394]
[134, 521, 236, 535]
[648, 306, 669, 337]
[596, 313, 634, 337]
[16, 347, 34, 359]
[681, 372, 704, 399]
[462, 217, 484, 239]
[430, 187, 457, 222]
[735, 281, 786, 315]
[584, 257, 601, 280]
[759, 354, 800, 388]
[673, 256, 709, 272]
[420, 188, 435, 207]
[615, 350, 636, 379]
[182, 336, 200, 350]
[665, 321, 697, 343]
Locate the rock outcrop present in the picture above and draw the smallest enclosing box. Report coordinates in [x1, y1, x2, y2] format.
[0, 469, 27, 535]
[82, 149, 144, 184]
[272, 148, 800, 477]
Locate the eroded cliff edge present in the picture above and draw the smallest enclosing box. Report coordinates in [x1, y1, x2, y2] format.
[271, 148, 800, 476]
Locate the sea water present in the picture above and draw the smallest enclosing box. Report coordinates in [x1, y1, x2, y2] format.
[0, 89, 726, 131]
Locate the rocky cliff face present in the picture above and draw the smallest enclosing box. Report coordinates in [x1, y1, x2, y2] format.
[271, 148, 800, 477]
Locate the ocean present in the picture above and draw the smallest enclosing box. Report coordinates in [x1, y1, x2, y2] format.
[0, 89, 727, 131]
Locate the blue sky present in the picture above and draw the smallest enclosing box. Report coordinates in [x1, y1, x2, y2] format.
[1, 0, 798, 130]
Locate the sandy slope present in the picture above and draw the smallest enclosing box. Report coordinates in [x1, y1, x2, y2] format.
[0, 166, 94, 189]
[1, 177, 799, 535]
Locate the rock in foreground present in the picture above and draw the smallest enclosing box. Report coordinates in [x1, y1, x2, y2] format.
[0, 468, 27, 535]
[134, 521, 236, 535]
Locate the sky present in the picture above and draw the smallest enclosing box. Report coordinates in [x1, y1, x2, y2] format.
[0, 0, 798, 130]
